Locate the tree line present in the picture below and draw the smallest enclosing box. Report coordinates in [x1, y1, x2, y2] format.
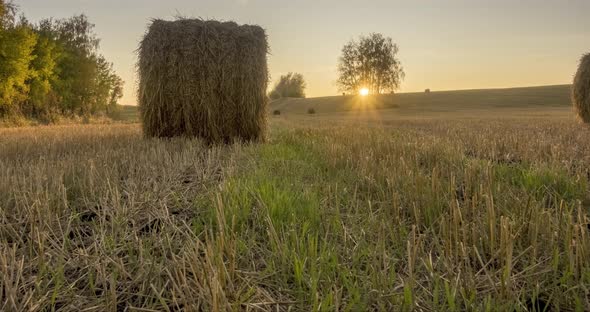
[0, 0, 123, 122]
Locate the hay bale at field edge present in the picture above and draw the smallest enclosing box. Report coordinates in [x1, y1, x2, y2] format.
[138, 18, 269, 143]
[573, 53, 590, 123]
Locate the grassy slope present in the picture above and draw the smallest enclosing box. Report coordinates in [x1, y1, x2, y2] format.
[271, 84, 573, 119]
[115, 85, 574, 123]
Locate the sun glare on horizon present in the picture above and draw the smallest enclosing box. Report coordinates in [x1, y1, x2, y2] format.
[359, 88, 369, 96]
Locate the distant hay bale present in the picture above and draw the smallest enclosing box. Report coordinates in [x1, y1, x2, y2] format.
[425, 88, 431, 93]
[307, 108, 316, 115]
[272, 109, 281, 116]
[573, 53, 590, 123]
[138, 19, 269, 143]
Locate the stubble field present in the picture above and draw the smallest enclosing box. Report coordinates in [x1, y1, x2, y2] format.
[1, 87, 589, 311]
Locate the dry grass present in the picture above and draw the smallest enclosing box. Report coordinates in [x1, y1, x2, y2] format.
[0, 124, 243, 310]
[138, 19, 268, 143]
[270, 85, 572, 117]
[1, 116, 590, 311]
[573, 53, 590, 123]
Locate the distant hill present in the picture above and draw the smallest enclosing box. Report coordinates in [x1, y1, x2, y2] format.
[116, 85, 574, 123]
[270, 85, 573, 117]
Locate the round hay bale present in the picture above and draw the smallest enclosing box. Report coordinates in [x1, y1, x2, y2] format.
[573, 53, 590, 123]
[138, 19, 269, 143]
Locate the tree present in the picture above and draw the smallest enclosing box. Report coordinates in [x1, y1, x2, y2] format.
[45, 14, 123, 115]
[337, 33, 405, 95]
[50, 15, 101, 115]
[0, 0, 16, 29]
[0, 18, 37, 117]
[268, 89, 280, 100]
[95, 55, 123, 114]
[23, 21, 61, 119]
[270, 72, 306, 99]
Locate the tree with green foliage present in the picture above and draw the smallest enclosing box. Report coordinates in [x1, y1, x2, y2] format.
[0, 3, 124, 122]
[0, 18, 37, 116]
[269, 72, 306, 99]
[23, 23, 61, 119]
[51, 15, 103, 115]
[337, 33, 405, 95]
[0, 0, 15, 29]
[96, 55, 124, 114]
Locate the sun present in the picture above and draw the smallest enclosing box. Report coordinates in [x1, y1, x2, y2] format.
[359, 88, 369, 96]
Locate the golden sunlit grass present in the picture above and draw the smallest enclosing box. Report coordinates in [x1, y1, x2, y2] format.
[1, 113, 589, 310]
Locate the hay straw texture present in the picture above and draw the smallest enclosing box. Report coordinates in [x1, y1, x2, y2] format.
[573, 53, 590, 123]
[138, 19, 269, 143]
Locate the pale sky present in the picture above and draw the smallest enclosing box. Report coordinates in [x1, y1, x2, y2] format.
[18, 0, 590, 105]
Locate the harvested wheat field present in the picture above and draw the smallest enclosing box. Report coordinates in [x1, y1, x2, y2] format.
[1, 99, 590, 310]
[3, 1, 590, 310]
